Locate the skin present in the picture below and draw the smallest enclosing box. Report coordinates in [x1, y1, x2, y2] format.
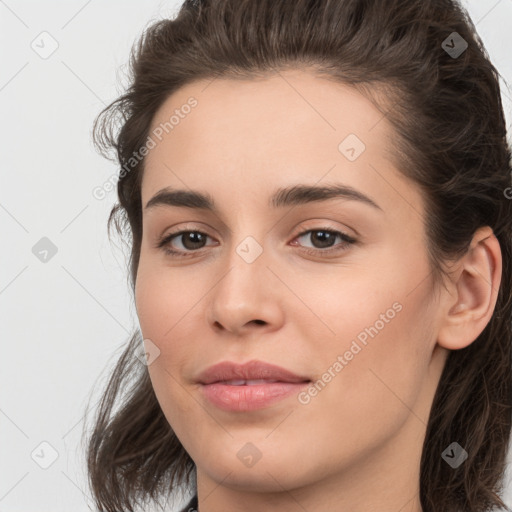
[134, 69, 502, 512]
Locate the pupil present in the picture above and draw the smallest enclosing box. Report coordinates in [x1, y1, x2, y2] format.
[313, 231, 334, 248]
[184, 232, 205, 249]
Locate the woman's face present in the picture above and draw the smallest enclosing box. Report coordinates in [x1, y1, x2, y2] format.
[135, 69, 449, 507]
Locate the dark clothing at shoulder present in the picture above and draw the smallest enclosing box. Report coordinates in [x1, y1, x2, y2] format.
[179, 494, 198, 512]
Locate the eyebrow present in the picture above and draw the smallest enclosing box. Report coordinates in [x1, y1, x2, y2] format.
[144, 183, 383, 212]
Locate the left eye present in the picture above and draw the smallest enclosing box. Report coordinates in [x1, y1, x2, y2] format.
[292, 228, 356, 253]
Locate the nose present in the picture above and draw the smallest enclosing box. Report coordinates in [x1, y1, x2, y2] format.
[207, 240, 284, 337]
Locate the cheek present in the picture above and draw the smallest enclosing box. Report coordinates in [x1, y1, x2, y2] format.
[134, 265, 198, 411]
[288, 296, 434, 471]
[307, 261, 435, 409]
[135, 261, 198, 342]
[135, 270, 197, 436]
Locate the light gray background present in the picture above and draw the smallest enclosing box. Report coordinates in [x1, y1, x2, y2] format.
[1, 1, 511, 510]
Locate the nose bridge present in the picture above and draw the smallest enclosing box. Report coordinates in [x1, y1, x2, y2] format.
[219, 232, 268, 297]
[223, 207, 272, 272]
[207, 228, 279, 331]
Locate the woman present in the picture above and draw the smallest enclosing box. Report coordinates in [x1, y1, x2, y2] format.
[84, 0, 512, 511]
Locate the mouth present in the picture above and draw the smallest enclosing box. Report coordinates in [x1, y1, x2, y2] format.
[197, 359, 311, 385]
[197, 360, 311, 412]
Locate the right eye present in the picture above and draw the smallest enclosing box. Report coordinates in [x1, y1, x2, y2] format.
[156, 230, 217, 257]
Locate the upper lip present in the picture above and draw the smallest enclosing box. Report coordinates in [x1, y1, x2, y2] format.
[197, 360, 311, 384]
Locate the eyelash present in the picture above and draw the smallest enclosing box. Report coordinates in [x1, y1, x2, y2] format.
[155, 227, 357, 258]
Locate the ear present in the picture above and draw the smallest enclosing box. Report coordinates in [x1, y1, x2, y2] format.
[437, 226, 502, 351]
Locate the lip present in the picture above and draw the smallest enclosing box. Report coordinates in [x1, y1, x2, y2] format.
[197, 360, 310, 384]
[197, 360, 311, 412]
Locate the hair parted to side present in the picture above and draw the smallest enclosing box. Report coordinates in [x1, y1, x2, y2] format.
[83, 0, 512, 511]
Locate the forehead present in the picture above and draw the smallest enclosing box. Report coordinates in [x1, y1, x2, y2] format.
[146, 69, 387, 159]
[141, 69, 423, 220]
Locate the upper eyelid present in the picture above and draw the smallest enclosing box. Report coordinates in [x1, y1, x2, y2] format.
[161, 218, 357, 238]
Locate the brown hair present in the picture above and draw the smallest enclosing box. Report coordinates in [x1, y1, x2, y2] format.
[83, 0, 512, 511]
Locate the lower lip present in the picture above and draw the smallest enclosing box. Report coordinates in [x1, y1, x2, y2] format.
[201, 381, 310, 411]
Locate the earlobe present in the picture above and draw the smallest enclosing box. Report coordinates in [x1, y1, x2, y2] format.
[437, 227, 502, 351]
